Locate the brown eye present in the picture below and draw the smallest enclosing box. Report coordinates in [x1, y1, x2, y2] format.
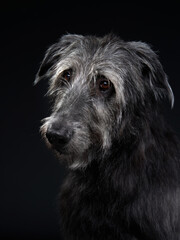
[95, 75, 115, 98]
[62, 69, 72, 81]
[99, 79, 112, 91]
[98, 75, 112, 92]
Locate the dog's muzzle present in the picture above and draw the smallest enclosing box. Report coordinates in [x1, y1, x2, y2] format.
[46, 121, 73, 153]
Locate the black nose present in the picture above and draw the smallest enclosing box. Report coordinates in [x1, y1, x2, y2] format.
[46, 125, 72, 150]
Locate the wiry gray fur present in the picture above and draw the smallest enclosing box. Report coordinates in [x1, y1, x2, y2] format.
[35, 34, 174, 170]
[35, 34, 180, 240]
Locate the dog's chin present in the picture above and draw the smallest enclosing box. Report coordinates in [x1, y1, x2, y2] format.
[53, 147, 72, 163]
[52, 146, 91, 170]
[52, 145, 68, 155]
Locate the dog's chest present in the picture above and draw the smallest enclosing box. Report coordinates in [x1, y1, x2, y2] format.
[59, 171, 131, 239]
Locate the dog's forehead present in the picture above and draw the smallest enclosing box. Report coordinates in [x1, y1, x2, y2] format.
[60, 35, 122, 59]
[55, 34, 129, 78]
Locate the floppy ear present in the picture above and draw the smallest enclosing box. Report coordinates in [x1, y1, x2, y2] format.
[34, 34, 84, 85]
[130, 41, 174, 108]
[34, 43, 60, 85]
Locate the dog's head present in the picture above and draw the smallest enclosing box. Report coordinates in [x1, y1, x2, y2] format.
[35, 34, 174, 169]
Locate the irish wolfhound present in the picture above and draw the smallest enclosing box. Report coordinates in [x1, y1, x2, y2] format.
[35, 34, 180, 240]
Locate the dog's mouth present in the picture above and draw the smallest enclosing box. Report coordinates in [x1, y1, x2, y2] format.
[45, 137, 69, 155]
[51, 144, 68, 154]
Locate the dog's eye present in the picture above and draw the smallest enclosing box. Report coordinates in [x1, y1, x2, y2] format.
[99, 79, 112, 91]
[97, 75, 112, 92]
[95, 75, 115, 98]
[62, 69, 72, 81]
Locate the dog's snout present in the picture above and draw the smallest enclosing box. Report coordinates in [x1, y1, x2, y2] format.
[46, 124, 72, 150]
[46, 130, 69, 146]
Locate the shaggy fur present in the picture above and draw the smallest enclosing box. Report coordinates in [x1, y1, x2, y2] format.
[35, 34, 180, 239]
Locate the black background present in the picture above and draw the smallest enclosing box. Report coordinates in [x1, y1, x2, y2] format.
[1, 1, 180, 239]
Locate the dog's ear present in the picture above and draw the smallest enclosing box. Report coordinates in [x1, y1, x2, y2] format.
[34, 35, 72, 84]
[34, 43, 60, 85]
[129, 42, 174, 108]
[34, 34, 84, 85]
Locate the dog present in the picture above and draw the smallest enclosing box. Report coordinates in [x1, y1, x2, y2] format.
[35, 34, 180, 239]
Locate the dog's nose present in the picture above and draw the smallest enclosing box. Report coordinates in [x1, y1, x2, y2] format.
[46, 125, 72, 149]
